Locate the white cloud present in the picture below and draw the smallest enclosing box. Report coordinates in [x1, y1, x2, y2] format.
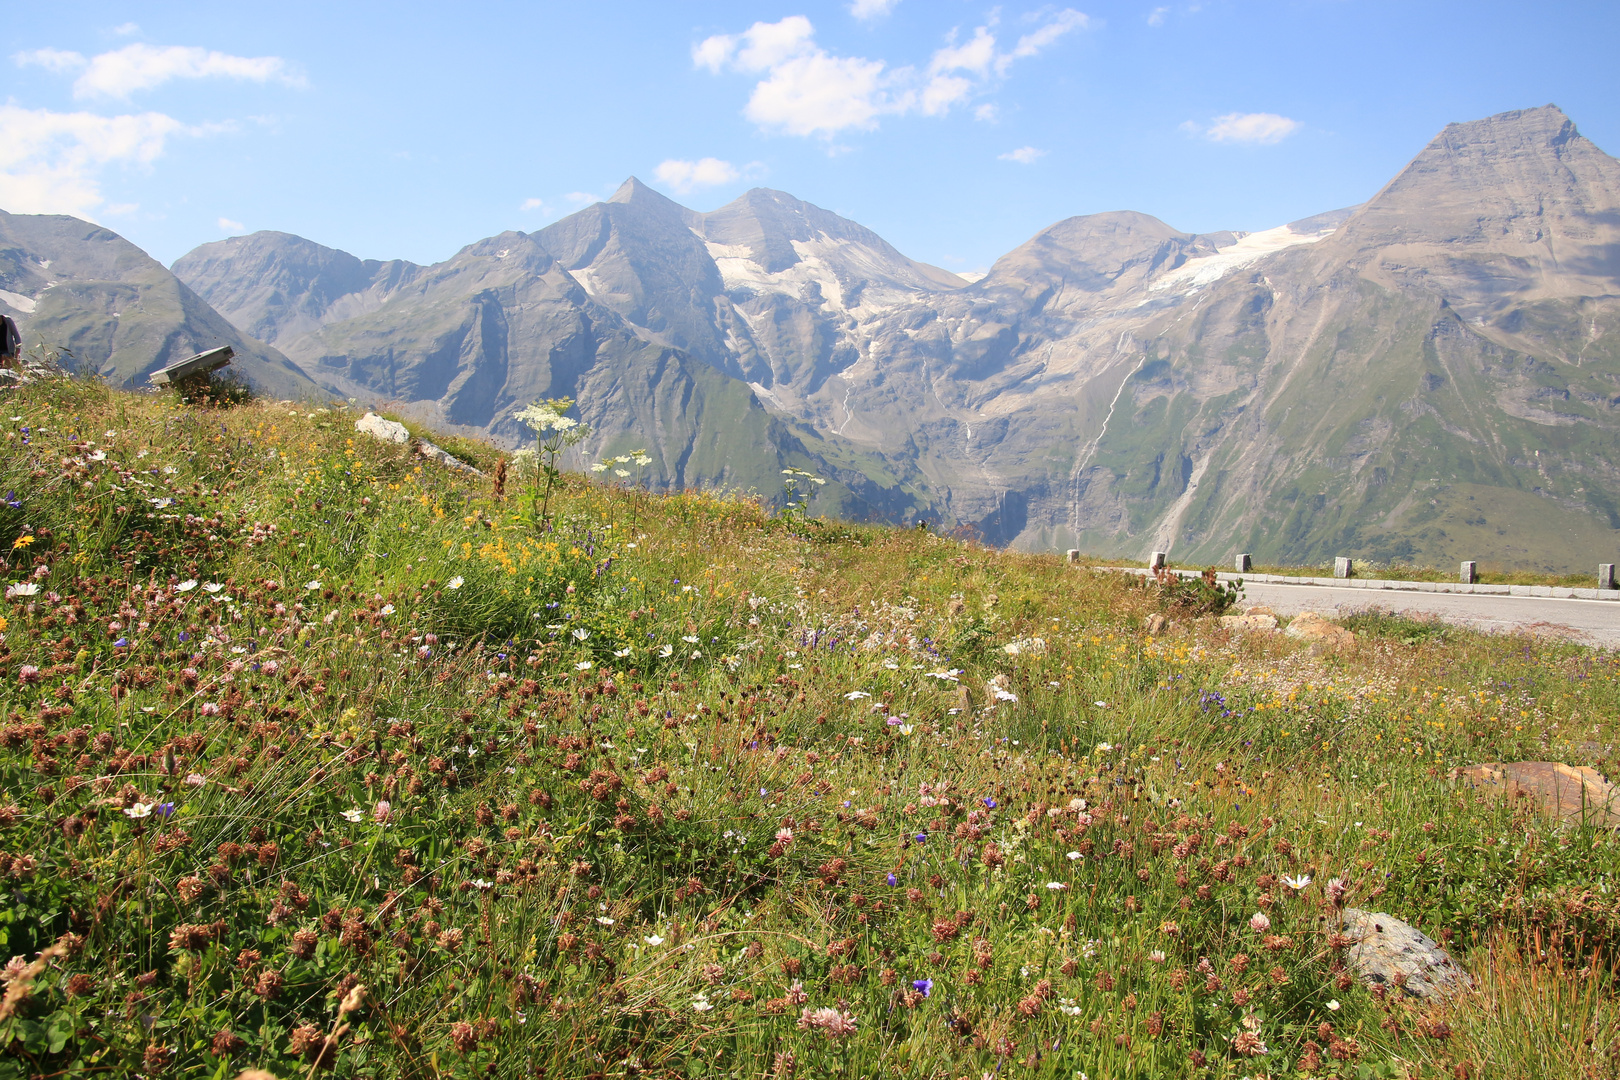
[747, 49, 890, 136]
[113, 22, 141, 36]
[692, 34, 736, 75]
[15, 48, 89, 74]
[999, 9, 1089, 74]
[565, 192, 604, 205]
[520, 197, 546, 211]
[653, 157, 743, 194]
[218, 216, 244, 232]
[696, 11, 1087, 139]
[998, 145, 1046, 164]
[18, 43, 304, 99]
[1193, 112, 1302, 144]
[931, 27, 996, 78]
[1147, 6, 1169, 27]
[849, 0, 900, 19]
[0, 103, 196, 218]
[975, 103, 998, 122]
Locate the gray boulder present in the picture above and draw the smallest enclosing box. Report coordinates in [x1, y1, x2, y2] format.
[356, 412, 410, 444]
[1342, 909, 1471, 999]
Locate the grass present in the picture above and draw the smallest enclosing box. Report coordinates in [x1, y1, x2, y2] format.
[0, 375, 1618, 1079]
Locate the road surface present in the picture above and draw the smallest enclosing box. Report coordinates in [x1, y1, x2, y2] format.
[1236, 580, 1620, 647]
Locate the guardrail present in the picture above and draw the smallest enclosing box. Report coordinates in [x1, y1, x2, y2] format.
[1097, 565, 1620, 602]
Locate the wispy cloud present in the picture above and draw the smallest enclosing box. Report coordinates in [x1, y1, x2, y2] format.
[565, 192, 604, 205]
[998, 145, 1045, 164]
[1147, 6, 1169, 27]
[694, 11, 1086, 139]
[16, 42, 305, 99]
[849, 0, 900, 20]
[520, 197, 547, 212]
[218, 216, 244, 232]
[999, 9, 1088, 75]
[1184, 111, 1301, 144]
[653, 157, 754, 194]
[112, 22, 141, 37]
[3, 39, 300, 219]
[0, 102, 201, 218]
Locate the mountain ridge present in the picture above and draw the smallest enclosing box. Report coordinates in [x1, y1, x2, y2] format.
[0, 211, 316, 396]
[95, 104, 1620, 570]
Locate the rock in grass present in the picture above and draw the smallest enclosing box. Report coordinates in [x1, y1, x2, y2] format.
[356, 412, 410, 444]
[1284, 611, 1355, 652]
[1452, 762, 1620, 827]
[1219, 613, 1278, 632]
[1342, 909, 1471, 999]
[417, 439, 483, 476]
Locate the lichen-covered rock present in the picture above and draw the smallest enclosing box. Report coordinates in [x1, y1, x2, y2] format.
[1002, 637, 1047, 656]
[355, 412, 409, 445]
[1341, 909, 1471, 999]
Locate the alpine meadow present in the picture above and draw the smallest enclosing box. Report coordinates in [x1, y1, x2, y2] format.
[4, 4, 1620, 1076]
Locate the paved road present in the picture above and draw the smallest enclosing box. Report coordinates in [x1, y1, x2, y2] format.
[1237, 580, 1620, 647]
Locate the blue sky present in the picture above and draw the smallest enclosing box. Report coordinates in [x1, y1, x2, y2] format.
[4, 1, 1618, 275]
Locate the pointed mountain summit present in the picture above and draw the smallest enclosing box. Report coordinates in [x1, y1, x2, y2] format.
[1328, 104, 1620, 307]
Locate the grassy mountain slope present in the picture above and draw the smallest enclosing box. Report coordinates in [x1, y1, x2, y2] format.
[1, 376, 1618, 1077]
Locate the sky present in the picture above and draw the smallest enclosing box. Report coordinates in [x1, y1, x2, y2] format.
[4, 1, 1618, 276]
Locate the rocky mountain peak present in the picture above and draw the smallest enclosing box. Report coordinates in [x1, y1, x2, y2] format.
[696, 187, 964, 291]
[980, 210, 1224, 302]
[606, 177, 702, 227]
[1331, 103, 1620, 303]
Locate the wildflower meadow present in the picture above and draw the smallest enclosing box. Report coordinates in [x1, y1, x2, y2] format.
[0, 373, 1618, 1079]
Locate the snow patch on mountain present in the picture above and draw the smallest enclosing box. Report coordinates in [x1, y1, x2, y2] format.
[1149, 222, 1335, 295]
[0, 289, 37, 313]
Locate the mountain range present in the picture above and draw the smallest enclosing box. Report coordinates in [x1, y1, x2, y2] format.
[3, 104, 1618, 572]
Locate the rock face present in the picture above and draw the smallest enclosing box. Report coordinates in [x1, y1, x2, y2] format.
[172, 182, 936, 519]
[1341, 909, 1471, 1000]
[162, 105, 1620, 567]
[1454, 762, 1620, 826]
[0, 211, 315, 397]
